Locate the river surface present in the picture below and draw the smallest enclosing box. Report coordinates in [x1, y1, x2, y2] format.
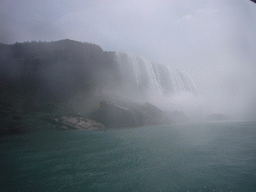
[1, 121, 256, 191]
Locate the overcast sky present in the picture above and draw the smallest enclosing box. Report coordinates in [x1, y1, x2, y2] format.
[1, 0, 256, 118]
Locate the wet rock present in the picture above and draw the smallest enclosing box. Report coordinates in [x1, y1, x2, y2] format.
[88, 101, 137, 128]
[8, 125, 29, 134]
[12, 115, 23, 120]
[48, 116, 105, 130]
[0, 111, 9, 118]
[12, 109, 24, 114]
[22, 97, 40, 113]
[130, 102, 171, 125]
[41, 103, 56, 113]
[0, 101, 12, 109]
[88, 101, 171, 128]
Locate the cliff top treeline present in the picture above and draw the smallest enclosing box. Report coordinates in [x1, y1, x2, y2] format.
[0, 39, 119, 103]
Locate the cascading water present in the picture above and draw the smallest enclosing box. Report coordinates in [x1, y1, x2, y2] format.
[113, 52, 197, 102]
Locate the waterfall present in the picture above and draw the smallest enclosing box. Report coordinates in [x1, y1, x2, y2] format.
[113, 52, 197, 101]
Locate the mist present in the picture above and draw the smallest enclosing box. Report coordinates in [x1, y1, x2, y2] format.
[1, 0, 256, 120]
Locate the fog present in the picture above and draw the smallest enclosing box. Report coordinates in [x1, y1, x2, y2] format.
[1, 0, 256, 120]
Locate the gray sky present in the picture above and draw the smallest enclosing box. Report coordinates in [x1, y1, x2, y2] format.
[1, 0, 256, 119]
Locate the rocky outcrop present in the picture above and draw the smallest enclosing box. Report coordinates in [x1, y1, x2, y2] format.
[88, 101, 171, 128]
[88, 101, 137, 128]
[0, 125, 29, 135]
[0, 95, 105, 135]
[22, 97, 56, 114]
[48, 116, 105, 130]
[0, 101, 30, 135]
[128, 102, 171, 125]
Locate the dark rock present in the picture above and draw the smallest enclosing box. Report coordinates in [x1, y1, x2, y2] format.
[0, 103, 12, 111]
[0, 40, 118, 105]
[8, 125, 29, 134]
[0, 111, 9, 118]
[12, 115, 23, 120]
[47, 116, 105, 130]
[0, 125, 29, 135]
[89, 101, 137, 128]
[0, 127, 9, 135]
[88, 101, 171, 128]
[40, 103, 56, 113]
[0, 101, 12, 108]
[12, 109, 24, 114]
[17, 99, 55, 114]
[22, 97, 40, 113]
[131, 102, 171, 125]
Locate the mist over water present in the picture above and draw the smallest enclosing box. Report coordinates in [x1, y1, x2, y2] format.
[102, 51, 253, 121]
[2, 0, 256, 120]
[1, 2, 256, 191]
[105, 0, 256, 121]
[108, 52, 210, 120]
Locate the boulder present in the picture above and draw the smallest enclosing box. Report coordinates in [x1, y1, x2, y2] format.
[88, 101, 171, 128]
[88, 101, 137, 128]
[48, 116, 105, 130]
[129, 102, 171, 125]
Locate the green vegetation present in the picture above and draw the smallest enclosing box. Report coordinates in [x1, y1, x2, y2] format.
[0, 39, 120, 116]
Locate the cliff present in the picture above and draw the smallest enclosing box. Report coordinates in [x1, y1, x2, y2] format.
[0, 39, 119, 101]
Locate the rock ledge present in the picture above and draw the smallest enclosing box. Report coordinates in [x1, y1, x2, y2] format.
[49, 116, 105, 130]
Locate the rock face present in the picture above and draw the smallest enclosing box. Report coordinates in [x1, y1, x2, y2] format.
[0, 39, 119, 106]
[88, 101, 171, 128]
[48, 116, 105, 130]
[0, 125, 29, 135]
[0, 100, 30, 135]
[88, 101, 137, 128]
[0, 96, 105, 135]
[129, 102, 171, 126]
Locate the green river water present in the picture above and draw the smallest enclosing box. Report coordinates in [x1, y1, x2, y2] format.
[1, 121, 256, 191]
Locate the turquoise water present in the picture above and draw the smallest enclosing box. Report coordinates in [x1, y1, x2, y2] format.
[1, 121, 256, 191]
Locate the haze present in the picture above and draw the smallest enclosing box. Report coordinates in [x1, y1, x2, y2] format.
[1, 0, 256, 120]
